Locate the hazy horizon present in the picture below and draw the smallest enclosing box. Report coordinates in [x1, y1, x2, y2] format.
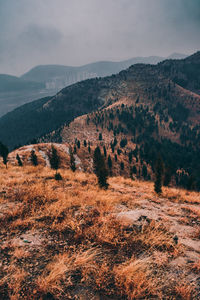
[0, 0, 199, 76]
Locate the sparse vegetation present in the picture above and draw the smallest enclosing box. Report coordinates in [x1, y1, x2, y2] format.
[30, 149, 38, 166]
[69, 146, 76, 172]
[93, 146, 109, 189]
[0, 164, 199, 299]
[0, 142, 9, 168]
[16, 154, 23, 166]
[49, 145, 60, 174]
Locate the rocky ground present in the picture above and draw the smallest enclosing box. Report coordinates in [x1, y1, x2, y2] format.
[0, 164, 200, 299]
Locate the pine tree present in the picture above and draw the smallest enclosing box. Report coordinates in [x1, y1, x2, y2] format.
[93, 146, 109, 189]
[163, 166, 172, 186]
[142, 165, 148, 179]
[84, 140, 87, 147]
[103, 145, 107, 157]
[30, 150, 38, 166]
[99, 133, 102, 140]
[120, 161, 124, 170]
[113, 137, 118, 147]
[111, 143, 115, 153]
[77, 140, 80, 149]
[69, 146, 76, 172]
[107, 155, 112, 176]
[0, 142, 9, 168]
[16, 154, 23, 166]
[49, 145, 60, 173]
[128, 151, 133, 163]
[132, 165, 137, 174]
[154, 155, 164, 194]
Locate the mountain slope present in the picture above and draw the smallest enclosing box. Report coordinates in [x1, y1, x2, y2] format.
[0, 163, 199, 299]
[0, 52, 200, 190]
[0, 53, 188, 118]
[0, 52, 199, 151]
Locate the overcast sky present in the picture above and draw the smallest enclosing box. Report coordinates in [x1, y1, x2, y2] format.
[0, 0, 200, 75]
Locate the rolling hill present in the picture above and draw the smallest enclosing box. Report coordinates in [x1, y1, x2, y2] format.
[0, 53, 187, 117]
[0, 52, 198, 148]
[0, 52, 199, 189]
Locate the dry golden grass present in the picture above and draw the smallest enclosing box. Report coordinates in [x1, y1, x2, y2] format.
[12, 247, 31, 259]
[191, 260, 200, 273]
[114, 257, 158, 299]
[37, 248, 100, 295]
[0, 266, 28, 300]
[163, 187, 200, 205]
[0, 163, 199, 299]
[175, 282, 196, 300]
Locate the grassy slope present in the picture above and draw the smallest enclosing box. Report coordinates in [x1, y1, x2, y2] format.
[0, 164, 200, 299]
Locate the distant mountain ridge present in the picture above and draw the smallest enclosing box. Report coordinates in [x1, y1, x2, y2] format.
[0, 51, 198, 150]
[0, 53, 188, 117]
[21, 53, 188, 85]
[0, 74, 44, 92]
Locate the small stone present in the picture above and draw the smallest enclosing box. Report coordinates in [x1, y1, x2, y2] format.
[23, 239, 31, 243]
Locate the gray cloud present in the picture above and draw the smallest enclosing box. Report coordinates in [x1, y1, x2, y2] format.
[0, 0, 199, 75]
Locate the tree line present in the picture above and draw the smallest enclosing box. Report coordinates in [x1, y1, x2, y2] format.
[0, 140, 196, 194]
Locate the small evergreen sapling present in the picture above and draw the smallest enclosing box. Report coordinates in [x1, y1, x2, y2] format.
[93, 146, 109, 189]
[0, 142, 9, 168]
[16, 154, 23, 166]
[103, 145, 107, 157]
[49, 145, 60, 175]
[107, 155, 112, 176]
[69, 146, 76, 172]
[30, 150, 38, 166]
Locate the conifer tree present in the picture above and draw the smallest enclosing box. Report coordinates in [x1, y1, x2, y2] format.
[0, 142, 9, 168]
[107, 155, 112, 176]
[120, 161, 124, 171]
[93, 146, 108, 189]
[99, 133, 102, 140]
[77, 140, 80, 149]
[16, 154, 23, 166]
[111, 143, 115, 153]
[103, 145, 107, 157]
[49, 145, 60, 173]
[142, 165, 148, 179]
[69, 146, 76, 172]
[128, 151, 133, 163]
[163, 166, 172, 186]
[30, 150, 38, 166]
[154, 155, 164, 194]
[113, 137, 118, 147]
[132, 165, 137, 174]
